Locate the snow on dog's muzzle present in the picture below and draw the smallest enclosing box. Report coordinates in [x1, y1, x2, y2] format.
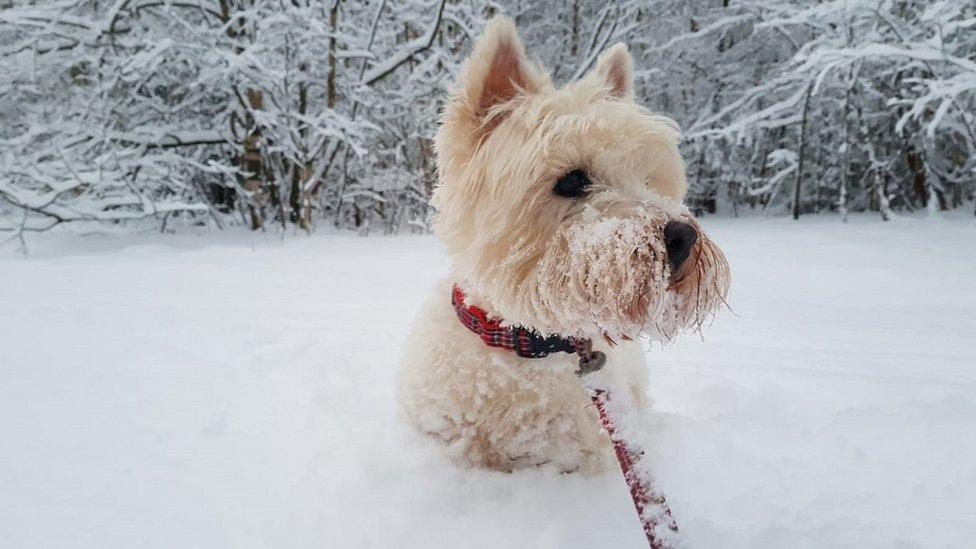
[530, 194, 729, 342]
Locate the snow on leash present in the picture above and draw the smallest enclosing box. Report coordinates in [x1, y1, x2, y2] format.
[577, 347, 680, 549]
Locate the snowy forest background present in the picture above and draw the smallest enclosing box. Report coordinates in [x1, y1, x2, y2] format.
[2, 0, 974, 238]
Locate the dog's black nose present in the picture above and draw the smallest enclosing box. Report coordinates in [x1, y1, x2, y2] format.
[664, 221, 698, 274]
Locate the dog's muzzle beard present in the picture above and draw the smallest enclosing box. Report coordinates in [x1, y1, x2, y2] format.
[657, 219, 730, 340]
[527, 203, 730, 343]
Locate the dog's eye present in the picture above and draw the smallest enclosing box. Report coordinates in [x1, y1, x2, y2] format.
[552, 169, 591, 198]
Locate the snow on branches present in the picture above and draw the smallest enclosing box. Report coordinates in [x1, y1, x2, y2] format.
[679, 0, 976, 218]
[0, 0, 462, 237]
[1, 0, 973, 242]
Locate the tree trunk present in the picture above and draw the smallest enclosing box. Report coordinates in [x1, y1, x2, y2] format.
[792, 83, 813, 220]
[327, 2, 339, 110]
[243, 89, 264, 230]
[874, 169, 891, 221]
[839, 72, 853, 223]
[290, 62, 312, 232]
[570, 0, 580, 57]
[906, 144, 928, 209]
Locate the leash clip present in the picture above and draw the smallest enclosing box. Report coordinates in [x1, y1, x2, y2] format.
[576, 350, 606, 376]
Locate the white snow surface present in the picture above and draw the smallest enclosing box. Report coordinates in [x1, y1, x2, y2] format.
[2, 215, 975, 548]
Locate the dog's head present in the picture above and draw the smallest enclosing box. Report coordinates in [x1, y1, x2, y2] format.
[433, 17, 730, 341]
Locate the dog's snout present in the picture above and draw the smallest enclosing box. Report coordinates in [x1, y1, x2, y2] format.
[664, 221, 698, 274]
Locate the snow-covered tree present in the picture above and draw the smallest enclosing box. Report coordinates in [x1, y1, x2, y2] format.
[2, 0, 973, 243]
[680, 0, 976, 219]
[0, 0, 459, 237]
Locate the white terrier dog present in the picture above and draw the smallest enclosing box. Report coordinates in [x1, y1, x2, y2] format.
[397, 16, 730, 473]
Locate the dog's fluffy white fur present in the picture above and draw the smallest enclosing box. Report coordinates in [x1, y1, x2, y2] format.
[397, 17, 729, 473]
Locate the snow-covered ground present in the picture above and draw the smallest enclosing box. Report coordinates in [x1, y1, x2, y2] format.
[2, 214, 975, 548]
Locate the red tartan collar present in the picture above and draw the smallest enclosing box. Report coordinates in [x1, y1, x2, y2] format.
[451, 285, 589, 359]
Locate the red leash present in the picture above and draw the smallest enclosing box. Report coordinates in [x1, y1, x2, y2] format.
[589, 387, 679, 547]
[577, 349, 679, 548]
[452, 287, 680, 548]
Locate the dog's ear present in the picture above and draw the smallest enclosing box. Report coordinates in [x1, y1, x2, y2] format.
[434, 16, 547, 204]
[455, 16, 547, 132]
[592, 43, 634, 100]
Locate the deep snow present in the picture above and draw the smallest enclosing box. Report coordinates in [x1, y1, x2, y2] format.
[2, 214, 975, 548]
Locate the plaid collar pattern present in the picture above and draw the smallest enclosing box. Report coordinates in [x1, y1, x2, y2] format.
[451, 285, 589, 359]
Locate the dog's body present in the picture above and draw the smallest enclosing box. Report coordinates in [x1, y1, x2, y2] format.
[399, 281, 648, 472]
[397, 17, 729, 473]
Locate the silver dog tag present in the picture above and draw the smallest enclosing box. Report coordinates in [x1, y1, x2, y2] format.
[576, 351, 606, 376]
